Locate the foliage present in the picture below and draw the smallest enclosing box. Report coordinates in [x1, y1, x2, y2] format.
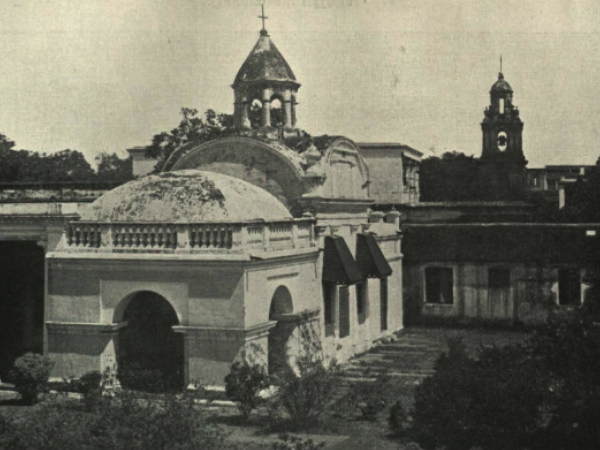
[146, 108, 234, 172]
[419, 151, 481, 202]
[0, 146, 97, 183]
[9, 353, 54, 405]
[269, 434, 325, 450]
[0, 391, 230, 450]
[224, 358, 271, 419]
[339, 374, 395, 421]
[270, 322, 340, 428]
[95, 152, 133, 181]
[411, 338, 546, 450]
[559, 162, 600, 222]
[528, 279, 600, 450]
[388, 399, 410, 437]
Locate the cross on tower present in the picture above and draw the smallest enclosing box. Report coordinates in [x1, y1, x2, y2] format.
[258, 4, 268, 32]
[500, 54, 503, 73]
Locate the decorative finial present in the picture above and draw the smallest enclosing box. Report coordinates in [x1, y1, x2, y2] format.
[500, 54, 502, 73]
[258, 4, 268, 36]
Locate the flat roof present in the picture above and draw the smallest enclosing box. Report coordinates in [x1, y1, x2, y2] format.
[357, 142, 423, 158]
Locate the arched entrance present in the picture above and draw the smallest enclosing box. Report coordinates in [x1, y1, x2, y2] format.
[116, 291, 183, 391]
[0, 242, 44, 381]
[268, 286, 294, 375]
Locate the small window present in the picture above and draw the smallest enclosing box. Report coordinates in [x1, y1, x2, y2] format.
[489, 268, 510, 289]
[323, 282, 335, 336]
[558, 269, 581, 306]
[425, 267, 454, 304]
[499, 98, 505, 114]
[357, 281, 367, 323]
[380, 278, 388, 331]
[339, 286, 350, 338]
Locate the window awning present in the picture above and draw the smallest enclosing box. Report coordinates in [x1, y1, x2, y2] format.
[356, 233, 393, 279]
[322, 235, 363, 286]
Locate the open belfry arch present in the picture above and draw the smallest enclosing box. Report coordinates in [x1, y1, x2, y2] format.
[44, 10, 404, 387]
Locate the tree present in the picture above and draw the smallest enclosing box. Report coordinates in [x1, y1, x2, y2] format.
[558, 162, 600, 222]
[146, 108, 234, 172]
[419, 151, 481, 202]
[96, 152, 134, 182]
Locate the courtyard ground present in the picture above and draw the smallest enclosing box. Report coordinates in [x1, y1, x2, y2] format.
[0, 326, 529, 450]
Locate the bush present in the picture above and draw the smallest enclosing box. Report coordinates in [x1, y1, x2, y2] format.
[529, 282, 600, 450]
[79, 370, 104, 411]
[388, 399, 410, 436]
[271, 322, 340, 428]
[9, 353, 54, 405]
[225, 360, 270, 419]
[270, 433, 325, 450]
[341, 374, 394, 421]
[411, 338, 546, 450]
[1, 390, 230, 450]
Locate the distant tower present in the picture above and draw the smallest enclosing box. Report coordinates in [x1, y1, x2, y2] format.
[232, 7, 301, 139]
[480, 65, 527, 199]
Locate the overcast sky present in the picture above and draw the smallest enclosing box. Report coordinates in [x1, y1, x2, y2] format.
[0, 0, 599, 167]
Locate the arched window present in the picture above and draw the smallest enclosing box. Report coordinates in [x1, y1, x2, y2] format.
[270, 97, 285, 128]
[249, 99, 263, 129]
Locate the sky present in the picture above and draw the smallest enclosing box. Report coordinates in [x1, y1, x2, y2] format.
[0, 0, 599, 167]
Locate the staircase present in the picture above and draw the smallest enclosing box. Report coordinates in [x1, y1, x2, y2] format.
[339, 326, 529, 385]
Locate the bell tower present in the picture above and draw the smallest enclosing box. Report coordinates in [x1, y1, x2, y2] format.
[481, 72, 526, 163]
[479, 64, 527, 199]
[232, 7, 301, 140]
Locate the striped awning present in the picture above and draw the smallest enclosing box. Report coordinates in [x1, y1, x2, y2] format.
[356, 233, 393, 279]
[322, 235, 363, 286]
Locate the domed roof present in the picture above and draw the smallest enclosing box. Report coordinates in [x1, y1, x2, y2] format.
[491, 72, 513, 93]
[80, 170, 292, 222]
[233, 31, 298, 87]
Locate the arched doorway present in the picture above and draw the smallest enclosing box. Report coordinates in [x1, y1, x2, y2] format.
[268, 286, 294, 375]
[116, 291, 184, 392]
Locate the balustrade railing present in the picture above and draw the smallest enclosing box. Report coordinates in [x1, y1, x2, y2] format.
[64, 219, 315, 254]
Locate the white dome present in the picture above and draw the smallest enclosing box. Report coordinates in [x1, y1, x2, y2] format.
[80, 170, 292, 222]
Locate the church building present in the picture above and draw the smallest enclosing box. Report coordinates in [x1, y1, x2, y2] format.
[44, 23, 404, 387]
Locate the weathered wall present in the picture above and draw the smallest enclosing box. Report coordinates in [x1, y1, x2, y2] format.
[46, 258, 247, 381]
[403, 262, 586, 325]
[362, 148, 404, 204]
[170, 138, 306, 212]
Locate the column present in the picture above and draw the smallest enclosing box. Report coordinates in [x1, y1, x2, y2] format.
[262, 88, 272, 127]
[284, 89, 293, 129]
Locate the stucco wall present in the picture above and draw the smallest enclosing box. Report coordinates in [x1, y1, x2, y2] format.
[362, 149, 404, 204]
[404, 262, 586, 324]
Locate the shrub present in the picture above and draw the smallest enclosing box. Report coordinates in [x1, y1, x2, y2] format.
[270, 433, 325, 450]
[529, 281, 600, 450]
[271, 322, 340, 428]
[342, 374, 394, 421]
[9, 353, 54, 405]
[411, 337, 546, 450]
[225, 360, 270, 419]
[1, 390, 230, 450]
[79, 370, 104, 411]
[388, 399, 410, 436]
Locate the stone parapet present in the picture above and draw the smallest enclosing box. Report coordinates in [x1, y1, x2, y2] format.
[63, 218, 316, 255]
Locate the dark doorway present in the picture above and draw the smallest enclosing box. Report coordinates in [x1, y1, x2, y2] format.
[268, 286, 293, 375]
[0, 242, 45, 381]
[117, 292, 184, 392]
